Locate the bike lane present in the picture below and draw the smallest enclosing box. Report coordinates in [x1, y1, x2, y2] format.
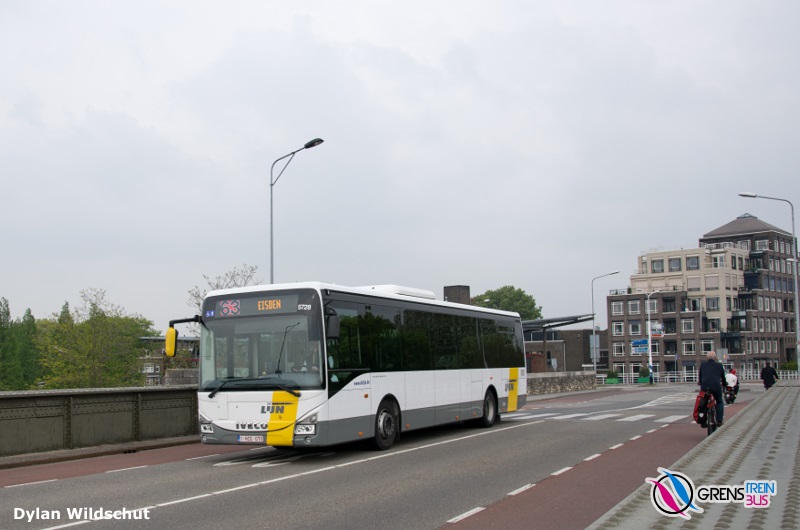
[445, 402, 746, 530]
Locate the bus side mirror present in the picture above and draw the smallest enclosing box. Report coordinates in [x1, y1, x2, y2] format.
[165, 327, 178, 357]
[326, 315, 340, 339]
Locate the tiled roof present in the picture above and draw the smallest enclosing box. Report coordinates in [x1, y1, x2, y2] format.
[702, 213, 790, 239]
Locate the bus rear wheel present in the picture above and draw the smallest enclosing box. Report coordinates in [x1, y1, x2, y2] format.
[372, 399, 399, 450]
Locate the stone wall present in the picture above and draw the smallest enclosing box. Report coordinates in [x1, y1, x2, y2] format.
[163, 369, 198, 386]
[526, 371, 596, 395]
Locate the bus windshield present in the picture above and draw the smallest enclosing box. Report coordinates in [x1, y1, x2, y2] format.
[198, 289, 325, 392]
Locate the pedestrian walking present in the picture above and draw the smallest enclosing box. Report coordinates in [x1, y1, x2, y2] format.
[760, 362, 779, 390]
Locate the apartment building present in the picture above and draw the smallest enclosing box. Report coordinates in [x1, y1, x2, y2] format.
[606, 213, 797, 378]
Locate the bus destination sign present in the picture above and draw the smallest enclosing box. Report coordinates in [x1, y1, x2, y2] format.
[205, 294, 300, 319]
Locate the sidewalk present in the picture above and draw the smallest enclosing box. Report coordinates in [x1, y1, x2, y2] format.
[587, 381, 800, 529]
[0, 435, 198, 470]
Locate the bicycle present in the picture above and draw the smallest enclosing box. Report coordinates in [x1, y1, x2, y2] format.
[694, 389, 718, 436]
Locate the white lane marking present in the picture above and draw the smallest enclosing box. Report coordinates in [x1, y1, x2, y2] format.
[185, 454, 220, 460]
[551, 413, 591, 420]
[551, 467, 572, 476]
[610, 443, 624, 450]
[655, 415, 687, 423]
[617, 414, 655, 422]
[41, 521, 91, 529]
[581, 413, 623, 421]
[630, 435, 641, 441]
[157, 494, 213, 506]
[105, 465, 148, 473]
[5, 478, 58, 488]
[508, 483, 535, 496]
[447, 507, 485, 523]
[584, 454, 601, 461]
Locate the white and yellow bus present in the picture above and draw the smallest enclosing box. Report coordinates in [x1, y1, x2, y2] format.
[166, 282, 527, 450]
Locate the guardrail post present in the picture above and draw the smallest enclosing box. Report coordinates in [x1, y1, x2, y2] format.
[65, 396, 73, 449]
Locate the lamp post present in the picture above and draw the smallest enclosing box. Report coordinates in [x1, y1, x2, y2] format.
[591, 270, 620, 372]
[739, 192, 799, 378]
[638, 288, 661, 384]
[270, 138, 324, 284]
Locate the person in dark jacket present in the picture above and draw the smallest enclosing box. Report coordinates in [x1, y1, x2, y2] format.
[698, 351, 726, 425]
[761, 362, 779, 390]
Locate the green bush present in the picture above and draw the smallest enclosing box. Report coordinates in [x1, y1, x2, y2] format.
[638, 365, 650, 378]
[605, 369, 618, 379]
[781, 361, 797, 371]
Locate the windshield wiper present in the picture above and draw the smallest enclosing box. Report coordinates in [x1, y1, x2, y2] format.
[275, 321, 301, 375]
[207, 377, 301, 399]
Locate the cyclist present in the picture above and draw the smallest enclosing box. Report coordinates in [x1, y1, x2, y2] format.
[698, 351, 726, 426]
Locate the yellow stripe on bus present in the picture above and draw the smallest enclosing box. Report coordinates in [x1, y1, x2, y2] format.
[507, 367, 519, 412]
[265, 391, 300, 447]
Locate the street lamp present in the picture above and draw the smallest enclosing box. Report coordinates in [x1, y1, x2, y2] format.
[739, 192, 799, 378]
[638, 288, 661, 384]
[591, 270, 620, 373]
[270, 138, 324, 284]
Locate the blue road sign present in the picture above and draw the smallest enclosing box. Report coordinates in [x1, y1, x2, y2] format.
[631, 339, 649, 346]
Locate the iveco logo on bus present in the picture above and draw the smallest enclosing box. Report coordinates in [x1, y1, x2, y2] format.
[236, 422, 268, 430]
[260, 402, 292, 414]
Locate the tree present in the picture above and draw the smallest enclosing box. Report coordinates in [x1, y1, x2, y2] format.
[0, 297, 23, 390]
[472, 286, 543, 320]
[187, 263, 262, 314]
[38, 290, 158, 389]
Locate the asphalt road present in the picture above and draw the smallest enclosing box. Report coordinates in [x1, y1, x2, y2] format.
[0, 384, 757, 530]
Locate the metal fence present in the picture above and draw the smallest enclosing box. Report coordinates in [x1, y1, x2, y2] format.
[596, 370, 799, 385]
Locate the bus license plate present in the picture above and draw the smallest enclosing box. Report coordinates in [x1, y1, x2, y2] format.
[237, 435, 264, 443]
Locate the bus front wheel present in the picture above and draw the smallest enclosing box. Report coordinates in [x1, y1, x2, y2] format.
[477, 390, 498, 428]
[372, 399, 399, 450]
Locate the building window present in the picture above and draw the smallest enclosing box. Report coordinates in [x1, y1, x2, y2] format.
[628, 300, 641, 315]
[687, 277, 701, 292]
[611, 301, 624, 316]
[682, 319, 694, 333]
[613, 322, 624, 336]
[647, 299, 658, 314]
[683, 341, 696, 355]
[711, 256, 724, 268]
[652, 259, 664, 273]
[683, 298, 702, 312]
[701, 340, 714, 354]
[664, 320, 677, 334]
[612, 342, 625, 356]
[687, 256, 700, 270]
[756, 239, 769, 251]
[630, 321, 642, 335]
[663, 298, 676, 313]
[705, 274, 720, 290]
[613, 363, 626, 374]
[651, 341, 660, 356]
[707, 319, 720, 332]
[669, 257, 682, 272]
[706, 297, 720, 311]
[759, 317, 765, 332]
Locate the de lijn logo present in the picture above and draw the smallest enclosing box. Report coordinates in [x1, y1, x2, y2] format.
[646, 468, 703, 520]
[647, 467, 778, 519]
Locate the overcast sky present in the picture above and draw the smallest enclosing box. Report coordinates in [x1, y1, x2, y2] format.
[2, 1, 799, 333]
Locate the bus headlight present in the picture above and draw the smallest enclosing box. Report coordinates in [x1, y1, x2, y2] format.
[295, 424, 316, 435]
[199, 412, 213, 433]
[294, 413, 317, 435]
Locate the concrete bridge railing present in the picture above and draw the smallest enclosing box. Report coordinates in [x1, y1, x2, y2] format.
[0, 386, 197, 458]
